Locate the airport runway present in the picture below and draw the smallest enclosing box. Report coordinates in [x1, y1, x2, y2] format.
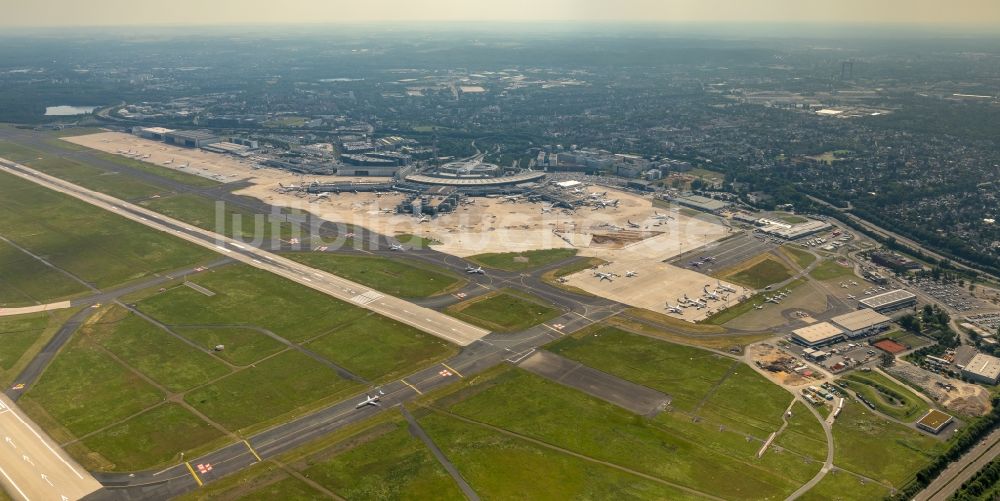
[0, 394, 102, 501]
[0, 158, 490, 346]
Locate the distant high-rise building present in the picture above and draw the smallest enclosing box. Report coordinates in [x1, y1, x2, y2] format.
[841, 61, 854, 80]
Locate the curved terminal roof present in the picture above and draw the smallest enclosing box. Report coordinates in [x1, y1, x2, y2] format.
[405, 171, 545, 186]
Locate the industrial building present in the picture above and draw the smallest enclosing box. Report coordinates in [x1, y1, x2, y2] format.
[164, 130, 221, 148]
[672, 194, 732, 214]
[830, 309, 892, 338]
[916, 409, 954, 434]
[961, 353, 1000, 385]
[201, 141, 253, 157]
[758, 219, 832, 240]
[871, 253, 922, 272]
[133, 126, 174, 140]
[791, 322, 846, 347]
[858, 289, 918, 314]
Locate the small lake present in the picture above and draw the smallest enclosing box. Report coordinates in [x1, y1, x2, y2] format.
[45, 105, 98, 116]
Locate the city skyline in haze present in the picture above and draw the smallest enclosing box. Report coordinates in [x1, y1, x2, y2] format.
[5, 0, 1000, 28]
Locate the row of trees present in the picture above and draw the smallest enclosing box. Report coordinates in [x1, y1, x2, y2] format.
[950, 456, 1000, 500]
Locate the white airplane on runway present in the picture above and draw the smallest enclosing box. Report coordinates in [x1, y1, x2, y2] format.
[390, 243, 405, 251]
[594, 272, 615, 282]
[466, 265, 485, 274]
[356, 389, 385, 408]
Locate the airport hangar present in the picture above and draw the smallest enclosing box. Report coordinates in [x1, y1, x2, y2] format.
[791, 322, 846, 348]
[830, 309, 892, 337]
[858, 289, 918, 314]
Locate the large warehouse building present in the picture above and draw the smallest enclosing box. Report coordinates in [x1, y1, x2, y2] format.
[962, 353, 1000, 385]
[831, 309, 892, 338]
[858, 289, 917, 314]
[164, 130, 222, 148]
[791, 322, 846, 347]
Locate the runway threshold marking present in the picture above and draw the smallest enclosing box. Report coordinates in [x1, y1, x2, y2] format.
[243, 440, 263, 463]
[184, 461, 203, 487]
[401, 379, 423, 395]
[440, 363, 464, 378]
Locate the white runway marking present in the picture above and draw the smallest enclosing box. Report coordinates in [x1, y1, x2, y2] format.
[0, 465, 29, 501]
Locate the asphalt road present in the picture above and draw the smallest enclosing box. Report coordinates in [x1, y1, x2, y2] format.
[915, 428, 1000, 501]
[0, 158, 490, 347]
[0, 394, 102, 501]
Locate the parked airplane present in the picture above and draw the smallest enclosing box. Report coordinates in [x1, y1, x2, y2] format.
[356, 389, 385, 408]
[651, 211, 674, 220]
[665, 302, 682, 314]
[390, 243, 405, 251]
[466, 265, 485, 274]
[163, 158, 173, 164]
[417, 216, 430, 223]
[594, 272, 615, 282]
[846, 294, 856, 299]
[625, 271, 637, 277]
[755, 304, 765, 310]
[627, 220, 640, 229]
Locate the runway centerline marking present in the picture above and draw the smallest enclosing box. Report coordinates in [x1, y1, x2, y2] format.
[184, 462, 203, 487]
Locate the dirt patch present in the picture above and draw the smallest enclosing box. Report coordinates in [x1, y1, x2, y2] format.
[886, 361, 992, 417]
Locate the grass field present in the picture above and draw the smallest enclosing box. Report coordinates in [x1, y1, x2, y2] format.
[394, 234, 441, 249]
[467, 248, 577, 272]
[78, 403, 223, 471]
[0, 239, 91, 307]
[699, 367, 793, 436]
[0, 311, 77, 386]
[136, 264, 370, 343]
[301, 416, 464, 500]
[809, 259, 857, 281]
[446, 289, 560, 332]
[184, 350, 361, 432]
[140, 193, 296, 242]
[723, 256, 793, 289]
[20, 319, 165, 441]
[782, 245, 817, 269]
[429, 367, 813, 499]
[0, 170, 213, 289]
[830, 401, 945, 488]
[843, 372, 930, 422]
[283, 253, 464, 298]
[173, 327, 285, 367]
[774, 402, 828, 461]
[420, 411, 706, 500]
[88, 305, 230, 393]
[305, 314, 457, 382]
[548, 326, 737, 412]
[0, 141, 164, 200]
[799, 468, 891, 501]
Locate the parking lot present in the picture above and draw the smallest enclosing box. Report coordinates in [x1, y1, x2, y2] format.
[783, 337, 881, 372]
[966, 312, 1000, 333]
[907, 278, 982, 312]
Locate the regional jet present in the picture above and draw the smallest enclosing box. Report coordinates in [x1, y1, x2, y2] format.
[466, 265, 485, 274]
[594, 272, 615, 282]
[390, 243, 405, 251]
[356, 390, 385, 408]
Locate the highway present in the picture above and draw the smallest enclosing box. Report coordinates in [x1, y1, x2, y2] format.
[0, 394, 102, 501]
[915, 428, 1000, 501]
[0, 157, 490, 347]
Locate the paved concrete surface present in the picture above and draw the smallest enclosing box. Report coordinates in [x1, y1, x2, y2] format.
[518, 350, 670, 416]
[0, 301, 73, 317]
[0, 158, 490, 346]
[0, 394, 102, 501]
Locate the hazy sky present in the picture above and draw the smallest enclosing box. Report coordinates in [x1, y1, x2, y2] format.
[5, 0, 1000, 27]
